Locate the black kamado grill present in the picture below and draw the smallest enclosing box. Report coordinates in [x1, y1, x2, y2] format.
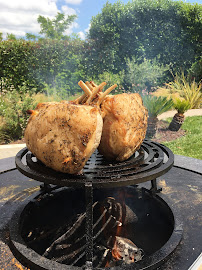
[7, 140, 184, 270]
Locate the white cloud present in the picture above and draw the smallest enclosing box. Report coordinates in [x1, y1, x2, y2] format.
[64, 22, 79, 35]
[78, 31, 85, 40]
[64, 0, 83, 5]
[85, 23, 91, 33]
[76, 23, 91, 40]
[0, 0, 58, 16]
[61, 5, 77, 16]
[0, 0, 78, 38]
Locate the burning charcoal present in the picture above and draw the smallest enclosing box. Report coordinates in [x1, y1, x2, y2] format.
[108, 236, 143, 265]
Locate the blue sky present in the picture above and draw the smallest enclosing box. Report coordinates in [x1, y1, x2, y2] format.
[0, 0, 201, 39]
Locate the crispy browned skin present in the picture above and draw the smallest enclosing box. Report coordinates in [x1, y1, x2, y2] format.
[98, 93, 148, 161]
[25, 102, 103, 174]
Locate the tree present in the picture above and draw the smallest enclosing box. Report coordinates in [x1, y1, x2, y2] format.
[84, 0, 202, 80]
[26, 33, 38, 41]
[37, 12, 77, 40]
[6, 33, 16, 40]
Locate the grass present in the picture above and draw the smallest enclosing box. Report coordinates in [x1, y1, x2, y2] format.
[163, 116, 202, 159]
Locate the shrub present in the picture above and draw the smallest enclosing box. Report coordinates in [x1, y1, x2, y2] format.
[125, 57, 168, 93]
[159, 71, 202, 109]
[0, 39, 85, 95]
[0, 84, 37, 142]
[94, 71, 125, 93]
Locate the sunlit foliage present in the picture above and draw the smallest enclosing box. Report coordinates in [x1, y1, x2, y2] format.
[84, 0, 202, 81]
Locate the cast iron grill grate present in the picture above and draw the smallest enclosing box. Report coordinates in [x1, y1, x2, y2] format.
[15, 140, 174, 188]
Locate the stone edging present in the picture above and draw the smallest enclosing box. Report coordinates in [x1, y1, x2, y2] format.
[158, 108, 202, 120]
[0, 144, 26, 149]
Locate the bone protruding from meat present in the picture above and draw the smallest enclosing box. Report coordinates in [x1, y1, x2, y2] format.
[78, 80, 92, 97]
[75, 81, 117, 106]
[90, 81, 97, 87]
[97, 84, 118, 106]
[73, 93, 86, 104]
[85, 81, 94, 91]
[86, 82, 107, 105]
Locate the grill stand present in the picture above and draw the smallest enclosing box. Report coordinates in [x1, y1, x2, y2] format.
[150, 179, 162, 194]
[85, 181, 93, 270]
[14, 140, 179, 269]
[40, 183, 52, 193]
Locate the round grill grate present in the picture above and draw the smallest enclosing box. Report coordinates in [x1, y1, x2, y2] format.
[15, 140, 174, 188]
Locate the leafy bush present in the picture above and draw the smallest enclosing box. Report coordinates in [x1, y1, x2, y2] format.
[30, 39, 84, 95]
[0, 40, 37, 91]
[43, 83, 82, 101]
[0, 84, 37, 142]
[0, 39, 84, 95]
[125, 57, 168, 93]
[94, 71, 125, 92]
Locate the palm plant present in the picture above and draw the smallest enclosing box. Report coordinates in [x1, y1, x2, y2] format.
[168, 98, 190, 131]
[142, 95, 173, 138]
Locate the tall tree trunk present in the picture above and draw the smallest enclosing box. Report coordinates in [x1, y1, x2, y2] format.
[168, 113, 185, 131]
[146, 116, 158, 138]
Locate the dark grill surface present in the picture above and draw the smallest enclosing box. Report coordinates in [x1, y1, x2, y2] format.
[15, 140, 174, 188]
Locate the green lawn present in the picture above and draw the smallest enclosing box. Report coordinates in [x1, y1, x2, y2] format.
[163, 116, 202, 160]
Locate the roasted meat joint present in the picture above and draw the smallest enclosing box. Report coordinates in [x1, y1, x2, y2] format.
[25, 80, 148, 174]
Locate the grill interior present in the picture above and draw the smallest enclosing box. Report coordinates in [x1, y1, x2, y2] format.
[19, 186, 174, 269]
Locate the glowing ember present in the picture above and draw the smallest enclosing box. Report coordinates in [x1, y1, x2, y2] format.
[111, 236, 143, 264]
